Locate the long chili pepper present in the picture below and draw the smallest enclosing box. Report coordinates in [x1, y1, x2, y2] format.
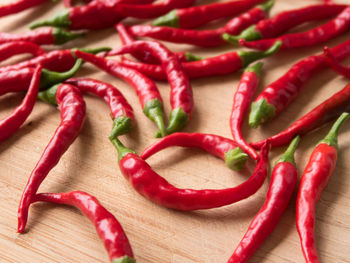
[0, 0, 49, 18]
[33, 191, 135, 263]
[141, 133, 249, 171]
[65, 78, 135, 137]
[108, 40, 193, 135]
[234, 7, 350, 50]
[74, 50, 167, 137]
[111, 136, 269, 210]
[119, 41, 281, 81]
[17, 83, 86, 233]
[128, 0, 274, 48]
[324, 46, 350, 78]
[228, 136, 299, 263]
[251, 83, 350, 149]
[153, 0, 265, 29]
[296, 113, 349, 263]
[0, 41, 44, 63]
[248, 38, 350, 128]
[0, 66, 41, 143]
[230, 62, 263, 161]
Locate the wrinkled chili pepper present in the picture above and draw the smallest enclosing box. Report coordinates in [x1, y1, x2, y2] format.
[0, 65, 41, 142]
[74, 50, 167, 137]
[153, 0, 265, 29]
[118, 41, 281, 80]
[248, 38, 350, 128]
[17, 83, 86, 233]
[324, 46, 350, 78]
[228, 136, 299, 263]
[33, 191, 135, 263]
[296, 113, 349, 263]
[111, 135, 269, 210]
[0, 41, 45, 63]
[230, 62, 263, 160]
[0, 0, 49, 18]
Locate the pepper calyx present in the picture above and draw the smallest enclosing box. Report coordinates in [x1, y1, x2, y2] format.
[110, 138, 136, 162]
[318, 112, 349, 148]
[185, 52, 202, 62]
[244, 61, 263, 76]
[112, 255, 136, 263]
[152, 10, 179, 28]
[248, 98, 276, 128]
[52, 28, 85, 45]
[109, 116, 133, 140]
[143, 99, 167, 138]
[225, 147, 248, 171]
[276, 136, 300, 166]
[30, 10, 71, 29]
[38, 84, 59, 105]
[164, 107, 189, 136]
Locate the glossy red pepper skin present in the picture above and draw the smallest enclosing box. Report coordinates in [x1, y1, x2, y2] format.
[17, 84, 86, 233]
[33, 191, 135, 263]
[324, 46, 350, 78]
[0, 66, 41, 142]
[0, 0, 47, 18]
[0, 41, 45, 63]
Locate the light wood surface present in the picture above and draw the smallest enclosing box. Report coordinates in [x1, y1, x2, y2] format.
[1, 0, 350, 262]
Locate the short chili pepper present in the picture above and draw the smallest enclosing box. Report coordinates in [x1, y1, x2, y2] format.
[17, 83, 86, 233]
[251, 83, 350, 149]
[118, 41, 281, 81]
[228, 136, 299, 263]
[296, 112, 349, 263]
[0, 65, 41, 143]
[324, 46, 350, 78]
[32, 191, 135, 263]
[74, 50, 167, 137]
[248, 38, 350, 128]
[153, 0, 265, 29]
[230, 62, 263, 161]
[0, 41, 45, 63]
[111, 135, 269, 210]
[65, 78, 135, 137]
[0, 0, 51, 18]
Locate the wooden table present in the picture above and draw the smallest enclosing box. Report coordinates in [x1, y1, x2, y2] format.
[1, 0, 350, 262]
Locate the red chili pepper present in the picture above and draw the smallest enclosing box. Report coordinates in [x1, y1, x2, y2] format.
[32, 191, 135, 263]
[296, 113, 349, 263]
[153, 0, 265, 29]
[0, 65, 41, 142]
[118, 41, 281, 80]
[248, 38, 350, 128]
[0, 41, 45, 63]
[17, 83, 87, 233]
[228, 136, 299, 263]
[0, 0, 48, 18]
[111, 135, 269, 210]
[65, 78, 135, 137]
[324, 46, 350, 78]
[230, 62, 263, 160]
[74, 50, 167, 137]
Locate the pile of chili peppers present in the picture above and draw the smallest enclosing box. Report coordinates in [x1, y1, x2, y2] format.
[1, 0, 350, 262]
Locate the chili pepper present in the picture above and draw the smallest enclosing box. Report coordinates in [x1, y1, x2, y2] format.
[111, 136, 269, 210]
[0, 66, 41, 143]
[128, 0, 274, 48]
[65, 78, 134, 137]
[118, 41, 281, 81]
[0, 0, 50, 18]
[74, 50, 167, 137]
[248, 38, 350, 128]
[32, 191, 135, 263]
[228, 136, 299, 263]
[324, 46, 350, 78]
[17, 83, 86, 233]
[108, 40, 193, 135]
[0, 41, 45, 63]
[251, 83, 350, 149]
[233, 7, 350, 50]
[230, 62, 263, 160]
[153, 0, 265, 29]
[296, 112, 349, 263]
[0, 59, 82, 96]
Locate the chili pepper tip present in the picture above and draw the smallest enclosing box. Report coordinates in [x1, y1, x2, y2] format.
[143, 99, 167, 138]
[152, 10, 179, 28]
[318, 112, 349, 148]
[276, 136, 300, 166]
[248, 98, 276, 128]
[112, 255, 136, 263]
[109, 117, 134, 140]
[185, 52, 202, 62]
[224, 147, 248, 171]
[29, 10, 71, 29]
[52, 28, 85, 45]
[110, 137, 136, 162]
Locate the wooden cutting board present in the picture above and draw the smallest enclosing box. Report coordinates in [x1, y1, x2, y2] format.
[1, 0, 350, 262]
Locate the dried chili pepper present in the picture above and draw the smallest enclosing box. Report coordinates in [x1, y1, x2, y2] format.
[0, 66, 41, 142]
[324, 46, 350, 78]
[0, 41, 44, 63]
[0, 0, 49, 18]
[17, 83, 86, 233]
[296, 113, 349, 263]
[230, 62, 263, 160]
[228, 136, 299, 263]
[111, 135, 269, 210]
[33, 191, 135, 263]
[153, 0, 265, 29]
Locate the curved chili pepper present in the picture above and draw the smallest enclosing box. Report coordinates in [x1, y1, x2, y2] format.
[296, 113, 349, 263]
[111, 136, 269, 210]
[0, 0, 49, 18]
[0, 66, 41, 142]
[32, 191, 135, 263]
[230, 62, 263, 160]
[153, 0, 265, 29]
[324, 46, 350, 78]
[251, 83, 350, 149]
[141, 133, 249, 171]
[74, 50, 167, 137]
[248, 38, 350, 128]
[17, 83, 86, 233]
[0, 41, 44, 63]
[228, 136, 299, 263]
[65, 78, 135, 137]
[118, 41, 281, 80]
